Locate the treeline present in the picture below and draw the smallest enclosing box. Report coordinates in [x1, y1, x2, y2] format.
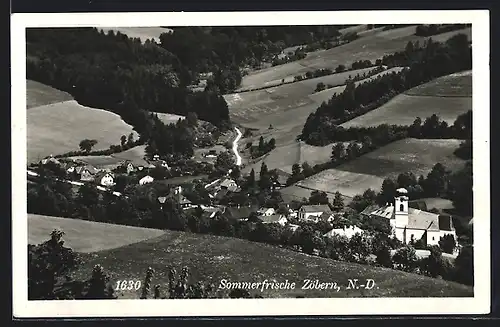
[300, 33, 471, 145]
[415, 24, 470, 37]
[246, 136, 276, 159]
[158, 26, 344, 73]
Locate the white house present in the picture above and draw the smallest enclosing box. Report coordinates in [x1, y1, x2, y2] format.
[361, 188, 457, 246]
[324, 225, 365, 240]
[298, 205, 334, 223]
[139, 175, 154, 185]
[259, 214, 288, 226]
[220, 178, 238, 192]
[94, 171, 115, 187]
[258, 207, 276, 216]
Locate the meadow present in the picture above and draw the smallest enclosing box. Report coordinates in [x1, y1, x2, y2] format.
[296, 138, 466, 198]
[27, 80, 73, 109]
[28, 214, 166, 253]
[98, 27, 173, 43]
[52, 223, 473, 299]
[238, 26, 471, 90]
[67, 145, 149, 169]
[27, 100, 139, 164]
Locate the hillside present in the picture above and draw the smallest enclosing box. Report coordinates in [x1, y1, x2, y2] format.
[341, 70, 472, 128]
[28, 214, 166, 253]
[27, 99, 139, 164]
[26, 215, 473, 299]
[238, 26, 471, 90]
[27, 80, 74, 109]
[295, 138, 466, 198]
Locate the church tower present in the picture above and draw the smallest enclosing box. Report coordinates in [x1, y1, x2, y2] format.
[394, 188, 409, 228]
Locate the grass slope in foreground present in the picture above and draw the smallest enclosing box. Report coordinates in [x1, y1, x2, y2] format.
[296, 138, 466, 199]
[61, 224, 473, 299]
[28, 214, 167, 253]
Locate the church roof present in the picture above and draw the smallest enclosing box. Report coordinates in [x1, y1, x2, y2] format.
[407, 208, 440, 231]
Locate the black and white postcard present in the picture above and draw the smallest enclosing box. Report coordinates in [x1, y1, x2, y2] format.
[11, 10, 490, 317]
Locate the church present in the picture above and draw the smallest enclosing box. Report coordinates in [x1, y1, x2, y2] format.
[361, 188, 457, 246]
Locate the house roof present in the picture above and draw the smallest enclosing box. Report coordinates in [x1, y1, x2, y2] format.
[225, 205, 259, 220]
[360, 204, 381, 216]
[220, 179, 236, 188]
[300, 205, 332, 213]
[369, 205, 395, 219]
[275, 169, 290, 185]
[259, 214, 286, 224]
[214, 188, 229, 200]
[158, 196, 167, 204]
[77, 165, 99, 175]
[94, 171, 113, 182]
[406, 208, 440, 231]
[409, 200, 428, 211]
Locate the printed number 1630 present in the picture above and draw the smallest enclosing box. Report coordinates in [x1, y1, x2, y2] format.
[115, 280, 142, 291]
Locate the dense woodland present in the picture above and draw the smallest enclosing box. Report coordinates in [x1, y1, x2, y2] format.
[300, 33, 472, 145]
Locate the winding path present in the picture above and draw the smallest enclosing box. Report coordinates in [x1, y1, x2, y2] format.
[232, 127, 243, 166]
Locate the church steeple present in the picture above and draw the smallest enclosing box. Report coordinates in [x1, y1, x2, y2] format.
[394, 188, 409, 228]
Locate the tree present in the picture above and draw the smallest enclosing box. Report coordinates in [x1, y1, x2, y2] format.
[375, 245, 393, 268]
[79, 139, 98, 153]
[392, 245, 418, 272]
[258, 162, 271, 190]
[28, 230, 81, 300]
[186, 112, 198, 126]
[331, 142, 346, 162]
[425, 163, 448, 197]
[315, 82, 326, 92]
[246, 169, 257, 189]
[439, 234, 456, 254]
[215, 151, 234, 174]
[309, 190, 329, 205]
[258, 136, 265, 151]
[378, 178, 397, 205]
[120, 135, 127, 146]
[127, 132, 135, 146]
[419, 246, 446, 278]
[85, 264, 117, 299]
[301, 162, 314, 177]
[332, 191, 344, 211]
[453, 245, 473, 286]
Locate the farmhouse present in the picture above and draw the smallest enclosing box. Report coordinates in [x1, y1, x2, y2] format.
[258, 214, 288, 226]
[361, 188, 457, 246]
[40, 156, 61, 166]
[223, 204, 259, 221]
[170, 186, 193, 209]
[298, 204, 334, 223]
[94, 171, 115, 187]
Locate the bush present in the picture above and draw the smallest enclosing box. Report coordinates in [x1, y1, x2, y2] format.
[392, 245, 418, 272]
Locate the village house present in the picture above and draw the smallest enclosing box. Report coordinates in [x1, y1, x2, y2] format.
[40, 156, 61, 166]
[139, 175, 154, 185]
[361, 188, 457, 246]
[258, 214, 288, 226]
[94, 171, 115, 187]
[298, 204, 334, 223]
[324, 225, 365, 240]
[220, 178, 238, 192]
[257, 207, 276, 217]
[223, 204, 259, 222]
[77, 165, 99, 182]
[170, 186, 193, 209]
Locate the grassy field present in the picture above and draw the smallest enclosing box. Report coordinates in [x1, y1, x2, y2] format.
[27, 100, 139, 164]
[28, 214, 166, 253]
[340, 70, 472, 128]
[153, 112, 188, 125]
[340, 95, 472, 128]
[66, 145, 149, 169]
[405, 70, 472, 97]
[67, 229, 472, 299]
[27, 80, 74, 109]
[98, 27, 173, 43]
[296, 138, 466, 198]
[238, 27, 471, 90]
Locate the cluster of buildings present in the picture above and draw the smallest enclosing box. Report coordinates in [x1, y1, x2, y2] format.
[34, 156, 458, 249]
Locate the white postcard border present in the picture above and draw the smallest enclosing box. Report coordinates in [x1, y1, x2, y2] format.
[12, 10, 490, 317]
